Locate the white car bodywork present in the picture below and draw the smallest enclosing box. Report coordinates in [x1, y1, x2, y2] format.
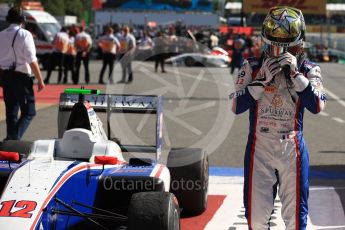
[166, 47, 230, 67]
[0, 95, 171, 230]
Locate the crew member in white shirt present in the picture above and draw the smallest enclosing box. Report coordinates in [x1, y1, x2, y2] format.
[118, 26, 136, 83]
[75, 25, 92, 84]
[44, 27, 69, 84]
[98, 26, 120, 84]
[0, 6, 45, 140]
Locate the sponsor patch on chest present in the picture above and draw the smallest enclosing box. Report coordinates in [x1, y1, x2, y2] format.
[264, 86, 276, 94]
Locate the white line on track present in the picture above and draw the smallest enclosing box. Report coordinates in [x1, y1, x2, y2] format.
[332, 117, 345, 124]
[319, 88, 345, 124]
[310, 186, 345, 191]
[310, 226, 345, 229]
[324, 88, 345, 108]
[319, 111, 330, 117]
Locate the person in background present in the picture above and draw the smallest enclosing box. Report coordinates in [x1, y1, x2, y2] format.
[114, 26, 123, 62]
[118, 26, 136, 83]
[167, 28, 178, 57]
[140, 31, 153, 49]
[0, 6, 45, 140]
[98, 26, 120, 84]
[230, 34, 246, 74]
[241, 33, 253, 57]
[75, 25, 92, 84]
[44, 27, 69, 84]
[153, 31, 167, 73]
[138, 31, 153, 60]
[70, 24, 80, 37]
[114, 25, 123, 40]
[62, 28, 76, 84]
[210, 32, 219, 49]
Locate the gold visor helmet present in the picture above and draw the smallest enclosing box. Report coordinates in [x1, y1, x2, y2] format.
[262, 6, 306, 57]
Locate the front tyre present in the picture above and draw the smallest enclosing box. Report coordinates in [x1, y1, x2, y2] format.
[127, 192, 180, 230]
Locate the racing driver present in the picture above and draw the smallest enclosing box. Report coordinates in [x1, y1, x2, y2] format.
[230, 6, 326, 230]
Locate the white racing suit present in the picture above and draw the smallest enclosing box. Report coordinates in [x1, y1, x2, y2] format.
[230, 56, 326, 230]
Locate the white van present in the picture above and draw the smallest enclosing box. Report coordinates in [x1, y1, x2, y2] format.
[0, 5, 61, 69]
[23, 10, 61, 69]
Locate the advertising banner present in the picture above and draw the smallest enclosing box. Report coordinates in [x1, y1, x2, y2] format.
[243, 0, 326, 15]
[102, 0, 213, 12]
[220, 26, 254, 36]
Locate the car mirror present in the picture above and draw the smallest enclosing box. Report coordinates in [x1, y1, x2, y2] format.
[94, 156, 118, 165]
[0, 151, 20, 162]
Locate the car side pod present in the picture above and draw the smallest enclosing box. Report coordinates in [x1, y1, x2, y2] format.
[0, 151, 20, 162]
[94, 156, 118, 165]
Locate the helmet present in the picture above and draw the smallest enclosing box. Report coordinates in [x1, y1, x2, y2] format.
[261, 6, 305, 57]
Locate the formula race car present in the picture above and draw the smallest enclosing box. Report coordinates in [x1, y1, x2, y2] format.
[165, 47, 230, 67]
[304, 42, 339, 63]
[0, 88, 209, 230]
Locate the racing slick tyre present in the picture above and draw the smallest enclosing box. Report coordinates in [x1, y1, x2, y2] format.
[127, 191, 180, 230]
[184, 57, 195, 67]
[0, 140, 33, 157]
[167, 148, 209, 216]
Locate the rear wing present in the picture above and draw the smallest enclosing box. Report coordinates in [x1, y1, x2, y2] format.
[58, 93, 163, 159]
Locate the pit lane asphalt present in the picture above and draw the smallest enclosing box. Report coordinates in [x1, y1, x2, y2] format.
[0, 60, 344, 219]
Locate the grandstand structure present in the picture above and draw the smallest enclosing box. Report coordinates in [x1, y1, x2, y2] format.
[225, 2, 345, 31]
[92, 0, 219, 35]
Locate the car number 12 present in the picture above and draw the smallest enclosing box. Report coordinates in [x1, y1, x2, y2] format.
[0, 200, 37, 218]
